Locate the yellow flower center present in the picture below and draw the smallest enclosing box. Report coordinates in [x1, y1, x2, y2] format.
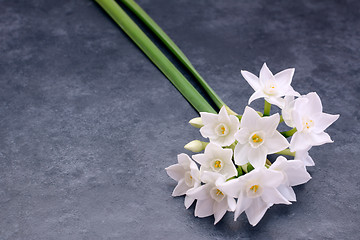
[252, 134, 263, 143]
[215, 123, 229, 136]
[214, 160, 222, 169]
[184, 171, 194, 187]
[250, 185, 259, 193]
[305, 120, 313, 129]
[264, 81, 278, 95]
[210, 159, 224, 172]
[216, 189, 224, 196]
[221, 126, 225, 134]
[302, 117, 315, 131]
[210, 187, 226, 202]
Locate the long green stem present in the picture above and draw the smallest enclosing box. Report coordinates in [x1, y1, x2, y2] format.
[280, 128, 297, 138]
[95, 0, 216, 113]
[275, 149, 295, 157]
[263, 100, 271, 116]
[120, 0, 226, 110]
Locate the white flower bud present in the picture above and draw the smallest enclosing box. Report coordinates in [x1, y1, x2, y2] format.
[189, 117, 203, 128]
[184, 140, 208, 152]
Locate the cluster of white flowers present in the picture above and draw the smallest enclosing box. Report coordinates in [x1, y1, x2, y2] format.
[166, 63, 339, 226]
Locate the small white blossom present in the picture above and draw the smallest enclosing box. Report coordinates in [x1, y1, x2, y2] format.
[234, 106, 289, 168]
[290, 92, 339, 151]
[187, 171, 236, 225]
[200, 106, 240, 146]
[221, 168, 290, 226]
[192, 142, 237, 179]
[165, 153, 201, 209]
[270, 156, 311, 202]
[241, 63, 300, 108]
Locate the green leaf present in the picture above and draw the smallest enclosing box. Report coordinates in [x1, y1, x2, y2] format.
[120, 0, 226, 111]
[95, 0, 216, 113]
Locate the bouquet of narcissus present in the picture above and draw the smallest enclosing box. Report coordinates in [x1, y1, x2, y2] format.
[166, 63, 339, 225]
[95, 0, 339, 227]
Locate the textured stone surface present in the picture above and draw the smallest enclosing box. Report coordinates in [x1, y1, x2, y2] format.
[0, 0, 359, 239]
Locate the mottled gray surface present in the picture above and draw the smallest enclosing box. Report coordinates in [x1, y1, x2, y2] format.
[0, 0, 359, 239]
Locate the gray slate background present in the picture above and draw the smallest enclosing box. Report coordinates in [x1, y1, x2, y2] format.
[1, 0, 359, 239]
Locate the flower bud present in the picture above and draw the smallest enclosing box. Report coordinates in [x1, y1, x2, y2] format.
[184, 140, 208, 152]
[189, 117, 203, 128]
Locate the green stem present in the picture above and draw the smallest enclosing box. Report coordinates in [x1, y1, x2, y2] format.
[275, 149, 296, 157]
[237, 166, 244, 177]
[279, 115, 284, 123]
[95, 0, 216, 113]
[120, 0, 226, 111]
[263, 100, 271, 116]
[280, 128, 297, 138]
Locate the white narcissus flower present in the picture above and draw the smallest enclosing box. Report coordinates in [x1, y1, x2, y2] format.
[192, 142, 237, 179]
[199, 106, 240, 147]
[295, 146, 315, 166]
[270, 156, 311, 202]
[186, 171, 236, 225]
[165, 153, 201, 209]
[234, 106, 289, 168]
[241, 63, 300, 108]
[221, 167, 290, 226]
[290, 92, 339, 152]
